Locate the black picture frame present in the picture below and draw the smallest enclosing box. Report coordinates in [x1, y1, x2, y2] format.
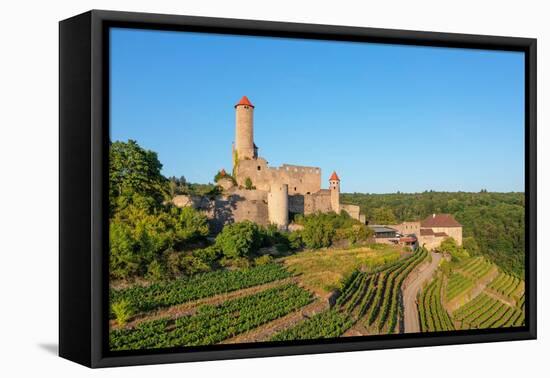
[59, 9, 537, 368]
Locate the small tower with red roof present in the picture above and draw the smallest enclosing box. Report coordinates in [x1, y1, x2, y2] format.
[329, 171, 340, 214]
[234, 96, 256, 165]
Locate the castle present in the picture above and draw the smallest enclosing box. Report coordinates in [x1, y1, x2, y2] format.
[173, 96, 364, 230]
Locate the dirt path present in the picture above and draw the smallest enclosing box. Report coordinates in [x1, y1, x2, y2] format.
[484, 289, 516, 307]
[342, 321, 370, 337]
[403, 252, 441, 333]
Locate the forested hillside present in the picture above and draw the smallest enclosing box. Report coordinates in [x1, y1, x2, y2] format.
[341, 191, 525, 277]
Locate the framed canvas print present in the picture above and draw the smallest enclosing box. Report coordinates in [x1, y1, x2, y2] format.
[59, 10, 537, 368]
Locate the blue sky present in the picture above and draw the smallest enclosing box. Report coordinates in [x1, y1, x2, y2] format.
[110, 28, 525, 194]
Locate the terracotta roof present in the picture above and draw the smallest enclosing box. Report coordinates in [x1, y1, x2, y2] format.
[235, 96, 254, 108]
[400, 236, 417, 243]
[329, 171, 340, 181]
[420, 229, 434, 236]
[220, 169, 226, 176]
[421, 213, 462, 228]
[434, 232, 448, 237]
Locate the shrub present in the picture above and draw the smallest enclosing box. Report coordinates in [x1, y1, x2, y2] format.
[145, 259, 166, 282]
[275, 243, 289, 254]
[166, 251, 183, 277]
[165, 252, 212, 277]
[112, 299, 134, 326]
[214, 170, 236, 184]
[244, 177, 255, 190]
[215, 221, 262, 258]
[179, 255, 212, 276]
[288, 231, 304, 250]
[254, 255, 273, 266]
[192, 245, 222, 265]
[221, 256, 251, 269]
[439, 237, 469, 261]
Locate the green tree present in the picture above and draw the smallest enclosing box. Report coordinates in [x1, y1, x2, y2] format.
[463, 236, 480, 255]
[439, 237, 459, 254]
[109, 140, 167, 214]
[173, 206, 210, 244]
[301, 216, 335, 249]
[371, 207, 397, 224]
[109, 221, 140, 280]
[346, 224, 373, 245]
[215, 221, 262, 258]
[439, 237, 469, 261]
[168, 175, 187, 196]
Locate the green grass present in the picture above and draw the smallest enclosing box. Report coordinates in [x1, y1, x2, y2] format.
[282, 244, 401, 294]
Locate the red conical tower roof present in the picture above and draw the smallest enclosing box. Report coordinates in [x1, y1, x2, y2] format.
[235, 96, 254, 108]
[329, 171, 340, 181]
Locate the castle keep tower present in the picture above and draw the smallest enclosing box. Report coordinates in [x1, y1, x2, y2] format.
[268, 183, 289, 229]
[234, 96, 256, 162]
[329, 171, 340, 214]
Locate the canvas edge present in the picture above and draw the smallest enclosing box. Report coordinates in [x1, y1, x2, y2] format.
[58, 9, 537, 369]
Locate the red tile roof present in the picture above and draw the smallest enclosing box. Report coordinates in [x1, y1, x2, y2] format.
[434, 232, 448, 237]
[420, 229, 435, 236]
[329, 171, 340, 181]
[400, 236, 417, 243]
[235, 96, 254, 108]
[421, 213, 462, 228]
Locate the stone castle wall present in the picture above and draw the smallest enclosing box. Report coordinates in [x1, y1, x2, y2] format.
[173, 190, 270, 232]
[236, 158, 321, 195]
[417, 234, 446, 250]
[341, 204, 361, 220]
[288, 191, 332, 215]
[393, 221, 421, 236]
